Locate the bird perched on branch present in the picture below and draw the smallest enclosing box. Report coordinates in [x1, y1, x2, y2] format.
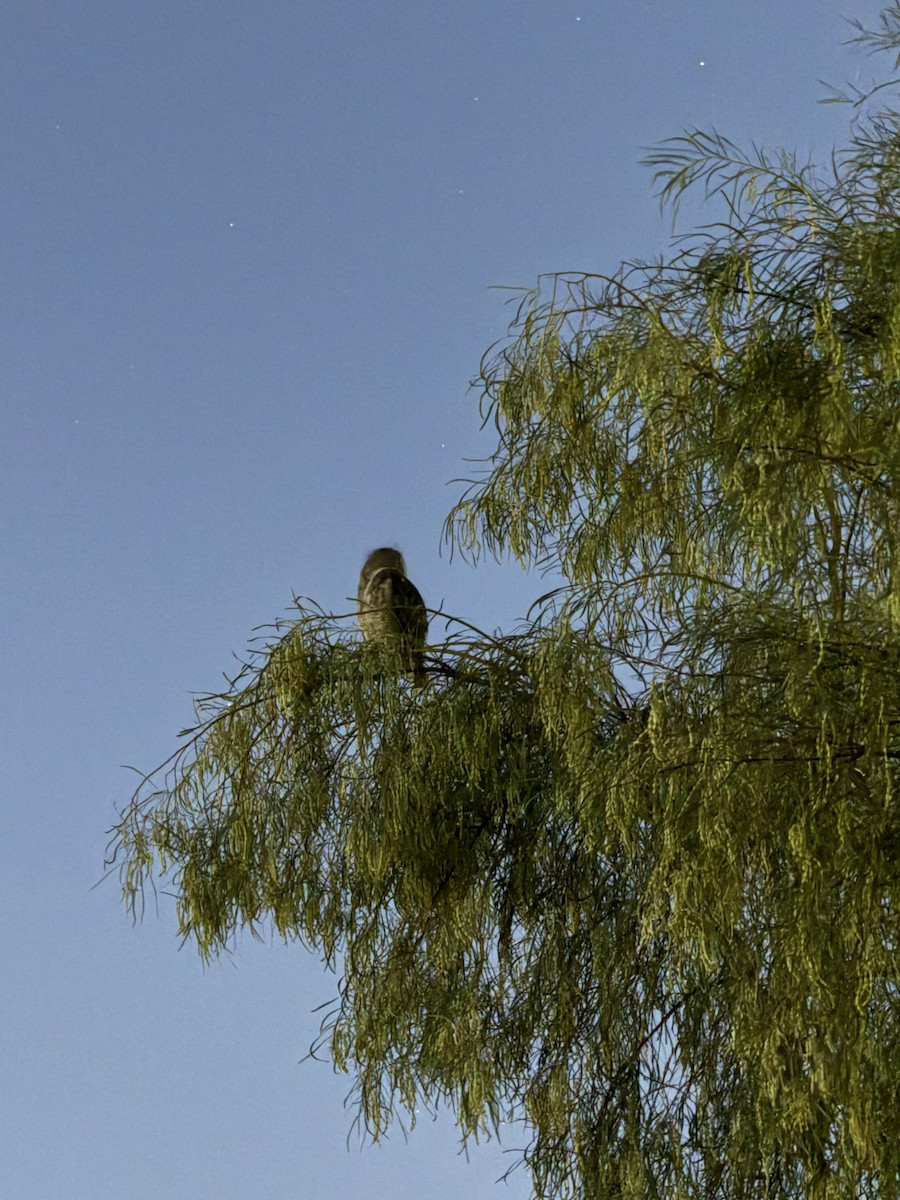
[357, 548, 428, 684]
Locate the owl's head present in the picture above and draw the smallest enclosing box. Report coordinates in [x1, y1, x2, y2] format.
[361, 547, 406, 576]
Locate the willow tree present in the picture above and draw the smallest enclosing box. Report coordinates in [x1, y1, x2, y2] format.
[109, 12, 900, 1200]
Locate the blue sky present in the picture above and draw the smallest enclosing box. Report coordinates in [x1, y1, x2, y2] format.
[1, 3, 885, 1197]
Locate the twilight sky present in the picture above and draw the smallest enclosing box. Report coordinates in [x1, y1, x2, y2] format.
[0, 3, 885, 1197]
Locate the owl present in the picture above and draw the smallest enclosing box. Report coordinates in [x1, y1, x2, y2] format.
[357, 548, 428, 683]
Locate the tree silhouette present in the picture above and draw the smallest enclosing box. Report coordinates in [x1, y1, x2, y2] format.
[108, 10, 900, 1197]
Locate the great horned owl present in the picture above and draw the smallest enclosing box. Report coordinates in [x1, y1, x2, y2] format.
[357, 548, 427, 683]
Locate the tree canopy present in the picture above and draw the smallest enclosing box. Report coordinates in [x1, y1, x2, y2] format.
[109, 10, 900, 1199]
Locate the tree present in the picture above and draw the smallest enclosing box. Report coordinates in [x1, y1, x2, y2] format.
[109, 11, 900, 1199]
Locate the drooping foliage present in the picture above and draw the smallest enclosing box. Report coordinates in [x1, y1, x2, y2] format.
[110, 11, 900, 1199]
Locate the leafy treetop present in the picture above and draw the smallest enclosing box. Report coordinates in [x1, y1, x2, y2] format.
[109, 11, 900, 1199]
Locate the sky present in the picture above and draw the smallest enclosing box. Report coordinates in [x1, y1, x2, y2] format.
[0, 3, 888, 1197]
